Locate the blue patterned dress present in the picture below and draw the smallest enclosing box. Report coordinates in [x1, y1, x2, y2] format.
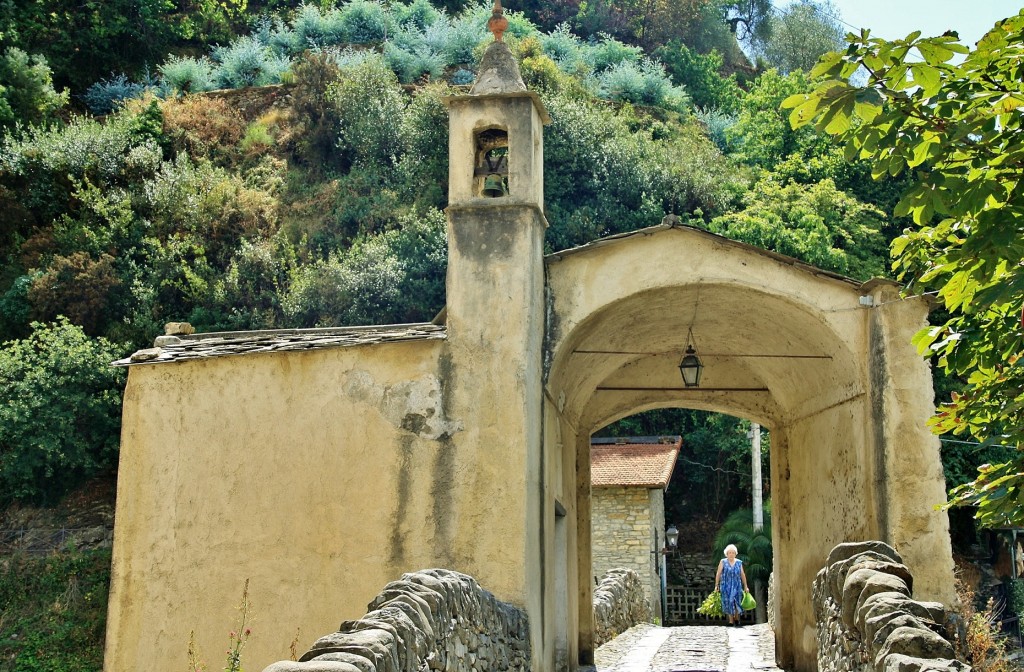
[720, 558, 744, 616]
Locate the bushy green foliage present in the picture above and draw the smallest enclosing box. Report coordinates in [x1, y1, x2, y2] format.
[756, 0, 844, 74]
[693, 106, 737, 153]
[543, 90, 739, 250]
[0, 47, 67, 133]
[338, 0, 398, 44]
[283, 208, 445, 326]
[81, 73, 151, 115]
[384, 40, 446, 83]
[598, 57, 689, 110]
[0, 319, 126, 504]
[159, 55, 217, 95]
[397, 83, 451, 208]
[328, 55, 405, 171]
[394, 0, 444, 31]
[0, 109, 164, 232]
[655, 41, 742, 113]
[713, 503, 773, 584]
[0, 548, 111, 672]
[586, 33, 642, 72]
[708, 177, 887, 279]
[213, 35, 292, 88]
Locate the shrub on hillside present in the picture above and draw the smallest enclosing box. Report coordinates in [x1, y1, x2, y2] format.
[0, 111, 164, 226]
[160, 55, 217, 94]
[337, 0, 398, 44]
[397, 83, 450, 208]
[655, 41, 743, 114]
[0, 549, 111, 670]
[384, 40, 446, 83]
[26, 252, 122, 335]
[161, 94, 246, 162]
[82, 73, 152, 115]
[213, 35, 292, 88]
[0, 319, 127, 504]
[585, 33, 642, 73]
[707, 177, 887, 279]
[0, 47, 67, 134]
[394, 0, 443, 31]
[328, 56, 405, 171]
[291, 3, 348, 51]
[598, 58, 689, 111]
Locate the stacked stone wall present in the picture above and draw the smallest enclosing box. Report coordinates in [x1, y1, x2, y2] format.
[672, 552, 717, 586]
[814, 541, 966, 672]
[593, 568, 652, 647]
[262, 569, 529, 672]
[592, 487, 656, 608]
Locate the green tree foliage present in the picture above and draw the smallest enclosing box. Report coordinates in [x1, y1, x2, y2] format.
[0, 549, 111, 671]
[0, 47, 67, 134]
[543, 89, 743, 250]
[655, 41, 743, 113]
[782, 12, 1024, 526]
[712, 503, 772, 583]
[727, 68, 907, 219]
[756, 0, 844, 75]
[707, 177, 888, 279]
[283, 208, 447, 326]
[0, 319, 126, 504]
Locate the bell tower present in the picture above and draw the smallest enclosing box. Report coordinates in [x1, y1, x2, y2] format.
[445, 1, 549, 208]
[440, 1, 551, 667]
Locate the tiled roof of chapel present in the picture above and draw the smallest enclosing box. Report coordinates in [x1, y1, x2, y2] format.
[590, 436, 681, 489]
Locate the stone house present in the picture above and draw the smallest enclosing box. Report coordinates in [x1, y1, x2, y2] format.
[590, 436, 681, 620]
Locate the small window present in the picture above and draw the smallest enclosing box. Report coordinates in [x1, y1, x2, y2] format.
[474, 128, 509, 198]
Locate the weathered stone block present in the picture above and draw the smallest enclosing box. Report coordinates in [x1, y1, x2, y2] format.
[874, 627, 955, 671]
[882, 654, 969, 672]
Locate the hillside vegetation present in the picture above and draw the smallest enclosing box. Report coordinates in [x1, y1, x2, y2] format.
[3, 2, 1021, 668]
[0, 0, 901, 508]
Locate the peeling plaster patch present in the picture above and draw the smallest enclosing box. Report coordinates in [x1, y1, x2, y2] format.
[342, 370, 463, 440]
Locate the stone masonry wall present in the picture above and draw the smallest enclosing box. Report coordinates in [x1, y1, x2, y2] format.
[262, 569, 529, 672]
[813, 541, 967, 672]
[592, 487, 656, 610]
[593, 568, 652, 648]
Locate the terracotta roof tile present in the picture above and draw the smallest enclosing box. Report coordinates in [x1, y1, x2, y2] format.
[590, 436, 681, 488]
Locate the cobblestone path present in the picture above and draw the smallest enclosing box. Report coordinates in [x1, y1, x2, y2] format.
[594, 623, 786, 672]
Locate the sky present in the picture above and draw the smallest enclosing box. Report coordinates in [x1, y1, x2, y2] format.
[819, 0, 1021, 47]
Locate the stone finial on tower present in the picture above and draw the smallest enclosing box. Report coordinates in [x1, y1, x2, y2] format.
[488, 0, 508, 42]
[471, 4, 526, 96]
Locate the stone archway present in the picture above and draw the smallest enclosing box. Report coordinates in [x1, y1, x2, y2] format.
[541, 222, 955, 672]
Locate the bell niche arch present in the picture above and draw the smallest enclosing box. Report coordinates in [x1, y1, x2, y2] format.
[475, 126, 509, 198]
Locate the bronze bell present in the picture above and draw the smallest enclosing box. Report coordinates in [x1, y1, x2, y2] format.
[482, 173, 507, 198]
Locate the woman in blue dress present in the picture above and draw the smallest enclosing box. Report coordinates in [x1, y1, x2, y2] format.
[714, 543, 749, 626]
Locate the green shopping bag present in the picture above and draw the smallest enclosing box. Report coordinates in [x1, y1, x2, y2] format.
[741, 590, 756, 611]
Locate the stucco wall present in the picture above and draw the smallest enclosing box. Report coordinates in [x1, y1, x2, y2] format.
[105, 337, 534, 672]
[543, 224, 956, 672]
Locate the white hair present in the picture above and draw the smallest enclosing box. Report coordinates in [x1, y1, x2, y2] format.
[724, 544, 738, 556]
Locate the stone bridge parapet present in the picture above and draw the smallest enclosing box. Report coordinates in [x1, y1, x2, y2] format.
[262, 569, 529, 672]
[814, 541, 967, 672]
[593, 568, 652, 647]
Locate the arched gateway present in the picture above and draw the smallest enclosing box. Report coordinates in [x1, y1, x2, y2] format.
[104, 29, 954, 672]
[544, 224, 955, 670]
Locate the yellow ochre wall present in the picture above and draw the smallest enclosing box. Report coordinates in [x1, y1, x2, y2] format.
[104, 338, 533, 672]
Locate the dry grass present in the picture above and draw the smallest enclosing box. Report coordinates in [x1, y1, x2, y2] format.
[950, 567, 1019, 672]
